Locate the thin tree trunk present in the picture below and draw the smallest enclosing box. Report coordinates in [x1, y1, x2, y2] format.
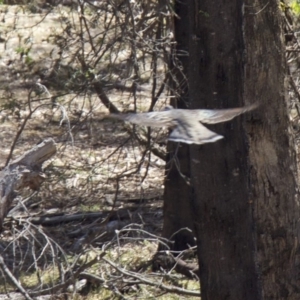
[160, 0, 195, 251]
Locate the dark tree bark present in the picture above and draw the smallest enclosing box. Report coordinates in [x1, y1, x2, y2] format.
[162, 0, 300, 299]
[160, 1, 195, 251]
[242, 1, 300, 298]
[188, 0, 260, 298]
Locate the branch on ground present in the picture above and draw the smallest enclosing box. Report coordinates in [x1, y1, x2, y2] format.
[152, 252, 199, 280]
[0, 138, 57, 231]
[103, 257, 201, 297]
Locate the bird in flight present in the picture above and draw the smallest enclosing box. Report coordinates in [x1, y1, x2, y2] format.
[108, 103, 258, 145]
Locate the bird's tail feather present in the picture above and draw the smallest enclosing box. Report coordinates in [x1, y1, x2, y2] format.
[169, 124, 224, 145]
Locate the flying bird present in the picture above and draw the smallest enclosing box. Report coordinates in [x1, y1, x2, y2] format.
[108, 103, 258, 145]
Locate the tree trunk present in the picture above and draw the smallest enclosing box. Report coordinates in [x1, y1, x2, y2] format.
[160, 0, 195, 251]
[187, 0, 300, 299]
[161, 0, 300, 299]
[188, 0, 260, 298]
[243, 1, 300, 298]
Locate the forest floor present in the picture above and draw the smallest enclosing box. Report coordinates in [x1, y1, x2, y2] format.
[0, 3, 200, 300]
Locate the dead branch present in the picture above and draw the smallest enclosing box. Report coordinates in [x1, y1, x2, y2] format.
[0, 138, 56, 231]
[24, 253, 106, 298]
[153, 252, 199, 279]
[30, 212, 106, 225]
[79, 272, 105, 285]
[93, 81, 120, 114]
[0, 254, 33, 300]
[0, 294, 52, 300]
[27, 209, 130, 226]
[103, 257, 201, 297]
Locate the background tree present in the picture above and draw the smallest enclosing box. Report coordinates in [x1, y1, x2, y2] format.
[160, 0, 195, 251]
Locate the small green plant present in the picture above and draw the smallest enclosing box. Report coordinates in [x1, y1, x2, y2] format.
[15, 46, 33, 64]
[15, 46, 31, 56]
[25, 55, 33, 65]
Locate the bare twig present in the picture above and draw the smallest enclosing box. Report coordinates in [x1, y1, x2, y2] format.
[0, 254, 33, 300]
[103, 257, 201, 297]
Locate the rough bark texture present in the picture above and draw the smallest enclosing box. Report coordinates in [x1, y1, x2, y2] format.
[187, 1, 260, 299]
[0, 138, 56, 230]
[159, 0, 300, 298]
[160, 0, 195, 251]
[183, 0, 300, 299]
[244, 1, 300, 298]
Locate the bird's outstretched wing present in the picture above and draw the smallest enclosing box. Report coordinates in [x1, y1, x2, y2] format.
[108, 103, 258, 145]
[109, 110, 175, 127]
[193, 103, 259, 124]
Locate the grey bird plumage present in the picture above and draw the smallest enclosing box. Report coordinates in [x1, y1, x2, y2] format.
[108, 103, 258, 145]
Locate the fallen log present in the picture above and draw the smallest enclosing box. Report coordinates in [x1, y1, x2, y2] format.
[28, 208, 131, 226]
[0, 138, 56, 231]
